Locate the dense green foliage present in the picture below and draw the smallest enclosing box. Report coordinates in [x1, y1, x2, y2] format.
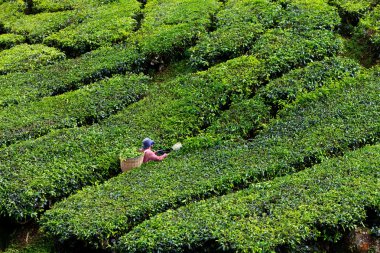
[189, 0, 340, 68]
[43, 0, 140, 55]
[0, 45, 140, 107]
[0, 73, 148, 147]
[0, 0, 379, 251]
[117, 143, 380, 252]
[0, 44, 65, 74]
[134, 0, 221, 60]
[5, 10, 81, 44]
[0, 34, 25, 49]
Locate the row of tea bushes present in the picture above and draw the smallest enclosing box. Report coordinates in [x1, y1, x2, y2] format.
[0, 34, 25, 50]
[188, 0, 281, 67]
[0, 31, 340, 225]
[133, 0, 221, 62]
[0, 73, 149, 148]
[43, 0, 140, 56]
[117, 143, 380, 252]
[0, 44, 65, 74]
[200, 56, 361, 142]
[188, 0, 340, 68]
[38, 57, 366, 248]
[249, 29, 343, 77]
[0, 45, 140, 107]
[5, 10, 83, 44]
[278, 0, 340, 31]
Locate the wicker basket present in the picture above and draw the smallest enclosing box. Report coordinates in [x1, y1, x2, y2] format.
[120, 154, 144, 172]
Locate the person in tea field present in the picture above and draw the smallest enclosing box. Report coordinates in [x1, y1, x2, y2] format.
[140, 137, 168, 163]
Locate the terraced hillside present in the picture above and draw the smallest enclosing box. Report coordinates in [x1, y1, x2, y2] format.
[0, 0, 379, 252]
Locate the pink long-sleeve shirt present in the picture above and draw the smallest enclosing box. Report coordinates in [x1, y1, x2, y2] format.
[143, 149, 167, 163]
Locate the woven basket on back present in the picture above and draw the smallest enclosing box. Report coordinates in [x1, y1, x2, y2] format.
[120, 154, 144, 172]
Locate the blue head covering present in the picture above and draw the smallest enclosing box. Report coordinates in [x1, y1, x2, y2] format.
[142, 138, 155, 149]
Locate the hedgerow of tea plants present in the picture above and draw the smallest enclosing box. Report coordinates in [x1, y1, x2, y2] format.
[188, 0, 281, 67]
[0, 45, 140, 107]
[250, 29, 343, 76]
[188, 0, 340, 68]
[38, 58, 373, 248]
[0, 73, 149, 148]
[328, 0, 377, 14]
[31, 0, 120, 13]
[117, 143, 380, 252]
[202, 56, 361, 141]
[0, 34, 25, 49]
[5, 10, 82, 43]
[0, 54, 260, 224]
[278, 0, 340, 31]
[0, 44, 65, 74]
[133, 0, 221, 61]
[0, 2, 24, 28]
[43, 0, 140, 55]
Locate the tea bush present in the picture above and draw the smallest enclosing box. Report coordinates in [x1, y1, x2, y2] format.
[250, 29, 344, 76]
[0, 73, 149, 147]
[278, 0, 340, 31]
[0, 55, 263, 224]
[203, 57, 361, 141]
[188, 0, 340, 68]
[134, 0, 221, 61]
[31, 0, 120, 13]
[0, 45, 140, 107]
[117, 143, 380, 252]
[0, 44, 65, 74]
[38, 59, 372, 248]
[5, 10, 82, 43]
[0, 34, 25, 49]
[43, 0, 140, 55]
[188, 0, 281, 67]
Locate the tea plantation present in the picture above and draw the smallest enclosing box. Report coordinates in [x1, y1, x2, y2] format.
[0, 0, 379, 252]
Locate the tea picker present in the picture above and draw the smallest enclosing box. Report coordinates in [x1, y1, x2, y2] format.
[140, 138, 182, 163]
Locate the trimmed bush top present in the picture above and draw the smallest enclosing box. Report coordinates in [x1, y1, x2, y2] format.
[0, 44, 65, 74]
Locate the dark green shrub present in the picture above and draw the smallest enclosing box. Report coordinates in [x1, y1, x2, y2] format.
[0, 44, 65, 74]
